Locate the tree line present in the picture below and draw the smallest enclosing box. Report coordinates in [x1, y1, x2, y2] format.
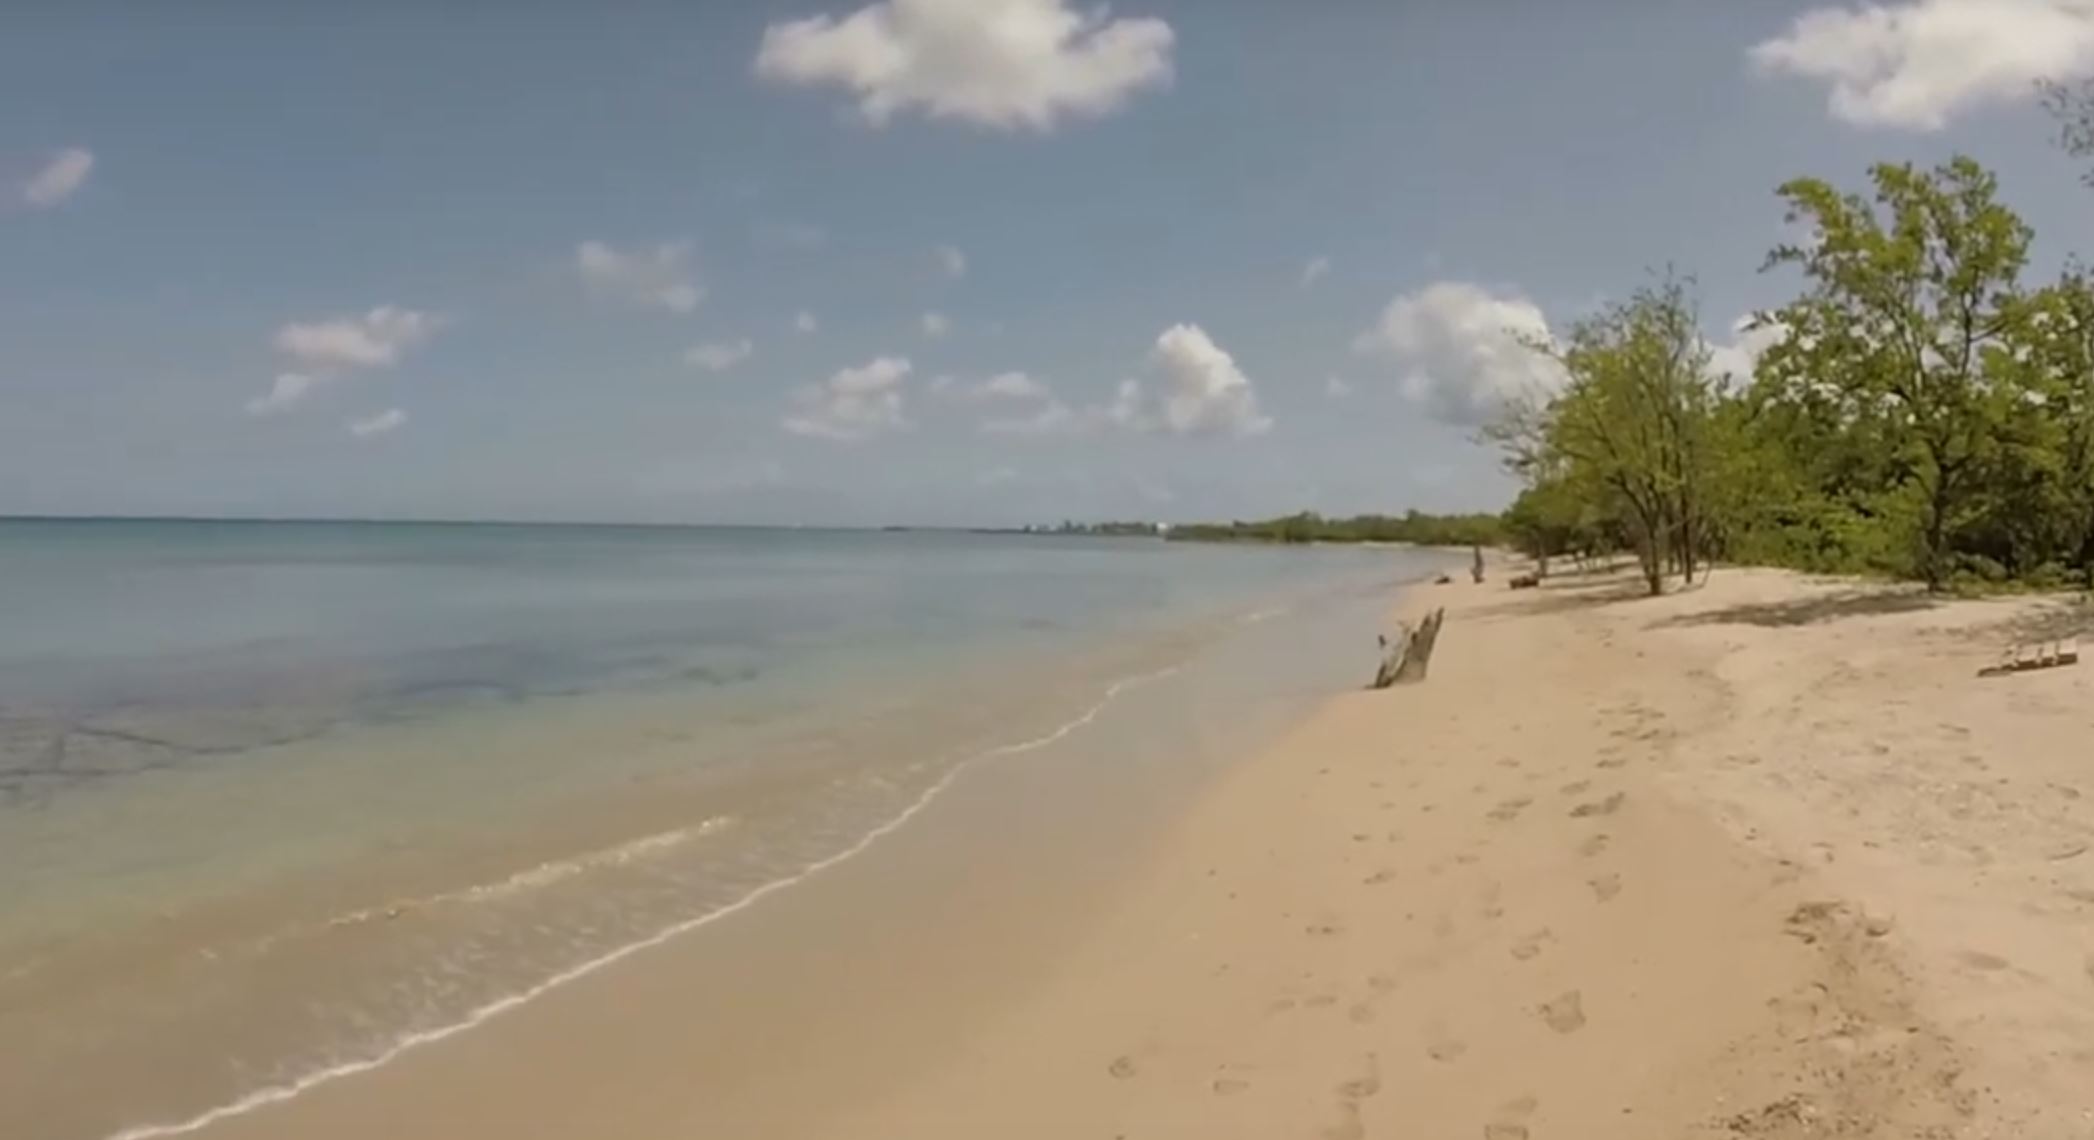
[1494, 154, 2094, 595]
[1166, 510, 1502, 547]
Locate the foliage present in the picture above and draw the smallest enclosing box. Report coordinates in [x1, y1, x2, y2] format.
[1166, 510, 1503, 547]
[1492, 154, 2094, 595]
[1496, 273, 1724, 594]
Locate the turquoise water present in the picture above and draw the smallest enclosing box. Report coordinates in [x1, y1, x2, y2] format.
[0, 519, 1457, 1140]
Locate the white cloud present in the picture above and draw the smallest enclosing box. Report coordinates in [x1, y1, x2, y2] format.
[783, 356, 912, 439]
[976, 465, 1020, 486]
[1354, 281, 1564, 427]
[576, 240, 703, 313]
[1324, 375, 1353, 399]
[1136, 323, 1272, 437]
[794, 310, 819, 334]
[245, 373, 324, 416]
[754, 0, 1175, 130]
[936, 244, 968, 278]
[1750, 0, 2094, 130]
[1705, 315, 1790, 388]
[247, 306, 441, 416]
[1300, 256, 1331, 288]
[347, 408, 407, 438]
[921, 311, 951, 339]
[972, 371, 1048, 400]
[685, 338, 755, 372]
[273, 306, 442, 371]
[21, 147, 93, 208]
[960, 371, 1083, 435]
[982, 401, 1081, 436]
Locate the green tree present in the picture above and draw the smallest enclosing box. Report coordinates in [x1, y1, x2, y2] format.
[1508, 274, 1722, 595]
[1754, 157, 2035, 590]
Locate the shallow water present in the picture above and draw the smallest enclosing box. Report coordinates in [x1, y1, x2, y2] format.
[0, 519, 1458, 1140]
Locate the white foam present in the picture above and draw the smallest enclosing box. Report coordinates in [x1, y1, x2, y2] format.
[101, 665, 1179, 1140]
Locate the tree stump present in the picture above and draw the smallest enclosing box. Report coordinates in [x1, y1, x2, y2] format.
[1372, 607, 1446, 688]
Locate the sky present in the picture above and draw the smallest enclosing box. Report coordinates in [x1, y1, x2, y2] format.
[6, 0, 2094, 526]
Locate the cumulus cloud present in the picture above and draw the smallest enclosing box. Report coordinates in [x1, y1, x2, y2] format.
[576, 240, 703, 313]
[936, 244, 968, 278]
[982, 401, 1081, 436]
[686, 338, 755, 372]
[971, 371, 1048, 400]
[920, 311, 952, 339]
[1325, 375, 1353, 399]
[347, 408, 407, 438]
[783, 356, 912, 439]
[21, 147, 93, 208]
[245, 373, 323, 417]
[1705, 315, 1791, 388]
[1354, 282, 1565, 427]
[794, 310, 819, 334]
[754, 0, 1175, 130]
[274, 306, 442, 371]
[246, 306, 442, 415]
[1125, 323, 1273, 437]
[1750, 0, 2094, 129]
[1300, 256, 1331, 288]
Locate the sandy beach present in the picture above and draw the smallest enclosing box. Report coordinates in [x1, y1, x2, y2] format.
[146, 563, 2094, 1140]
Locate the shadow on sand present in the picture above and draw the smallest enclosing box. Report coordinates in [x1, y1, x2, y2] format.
[1650, 588, 1940, 630]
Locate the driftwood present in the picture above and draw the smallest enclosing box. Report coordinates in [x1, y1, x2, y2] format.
[1980, 637, 2080, 677]
[1372, 607, 1447, 689]
[1509, 573, 1540, 590]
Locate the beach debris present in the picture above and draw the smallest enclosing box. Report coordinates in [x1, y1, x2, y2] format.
[1980, 637, 2080, 677]
[1107, 1055, 1138, 1079]
[1509, 572, 1541, 590]
[1371, 607, 1447, 688]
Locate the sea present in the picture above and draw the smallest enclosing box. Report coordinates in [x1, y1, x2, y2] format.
[0, 519, 1461, 1140]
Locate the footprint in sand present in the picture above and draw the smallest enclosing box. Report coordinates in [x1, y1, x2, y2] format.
[1589, 872, 1623, 902]
[1425, 1026, 1468, 1063]
[1306, 922, 1344, 938]
[1539, 990, 1586, 1033]
[1108, 1055, 1138, 1079]
[1958, 950, 2010, 972]
[1569, 792, 1627, 818]
[1484, 1104, 1538, 1140]
[1363, 868, 1397, 886]
[1488, 796, 1533, 823]
[1212, 1076, 1249, 1096]
[1510, 928, 1552, 961]
[1319, 1057, 1382, 1140]
[1579, 833, 1611, 858]
[1349, 1001, 1377, 1025]
[1560, 779, 1592, 796]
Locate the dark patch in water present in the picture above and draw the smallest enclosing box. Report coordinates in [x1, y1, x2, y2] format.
[681, 664, 761, 687]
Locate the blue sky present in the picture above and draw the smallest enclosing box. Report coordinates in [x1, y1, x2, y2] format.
[6, 0, 2094, 525]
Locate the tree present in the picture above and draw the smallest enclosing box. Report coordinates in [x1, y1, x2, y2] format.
[1754, 157, 2035, 591]
[1501, 274, 1722, 595]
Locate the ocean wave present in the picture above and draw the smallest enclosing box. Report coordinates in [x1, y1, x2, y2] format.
[101, 664, 1180, 1140]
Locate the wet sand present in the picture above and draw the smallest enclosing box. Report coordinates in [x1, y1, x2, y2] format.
[145, 564, 2094, 1138]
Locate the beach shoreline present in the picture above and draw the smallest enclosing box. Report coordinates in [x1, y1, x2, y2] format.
[48, 561, 2094, 1139]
